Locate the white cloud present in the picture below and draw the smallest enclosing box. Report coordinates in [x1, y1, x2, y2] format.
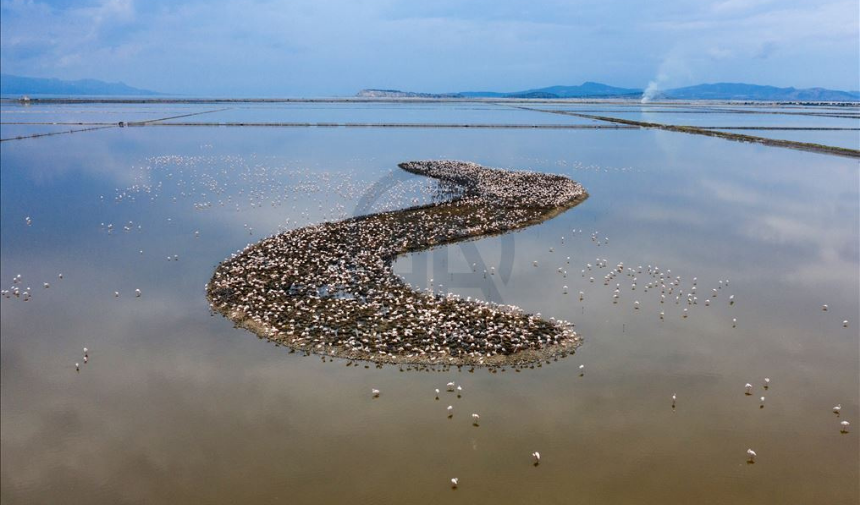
[1, 0, 857, 94]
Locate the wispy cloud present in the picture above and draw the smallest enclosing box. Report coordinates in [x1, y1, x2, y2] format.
[1, 0, 857, 95]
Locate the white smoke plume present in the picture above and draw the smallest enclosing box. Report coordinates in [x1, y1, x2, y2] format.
[641, 77, 665, 103]
[641, 48, 691, 103]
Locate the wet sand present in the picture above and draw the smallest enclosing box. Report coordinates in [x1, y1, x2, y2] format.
[207, 160, 588, 366]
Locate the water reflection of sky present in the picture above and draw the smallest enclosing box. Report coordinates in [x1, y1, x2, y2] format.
[712, 128, 860, 150]
[1, 120, 858, 504]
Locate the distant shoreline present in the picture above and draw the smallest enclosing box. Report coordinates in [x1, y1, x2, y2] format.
[3, 97, 859, 107]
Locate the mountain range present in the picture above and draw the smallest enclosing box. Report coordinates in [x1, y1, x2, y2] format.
[457, 82, 643, 99]
[2, 74, 857, 101]
[1, 74, 160, 96]
[359, 82, 860, 101]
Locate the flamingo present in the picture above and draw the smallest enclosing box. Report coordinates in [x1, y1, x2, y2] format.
[747, 449, 756, 463]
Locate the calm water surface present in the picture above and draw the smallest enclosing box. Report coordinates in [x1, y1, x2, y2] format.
[714, 128, 859, 150]
[553, 110, 859, 128]
[1, 104, 858, 504]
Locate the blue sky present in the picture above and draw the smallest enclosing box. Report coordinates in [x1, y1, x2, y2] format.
[1, 0, 857, 96]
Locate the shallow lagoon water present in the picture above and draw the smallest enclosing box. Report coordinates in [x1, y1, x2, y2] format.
[1, 106, 858, 504]
[547, 109, 860, 129]
[0, 102, 216, 125]
[156, 102, 604, 125]
[0, 123, 110, 140]
[714, 128, 859, 150]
